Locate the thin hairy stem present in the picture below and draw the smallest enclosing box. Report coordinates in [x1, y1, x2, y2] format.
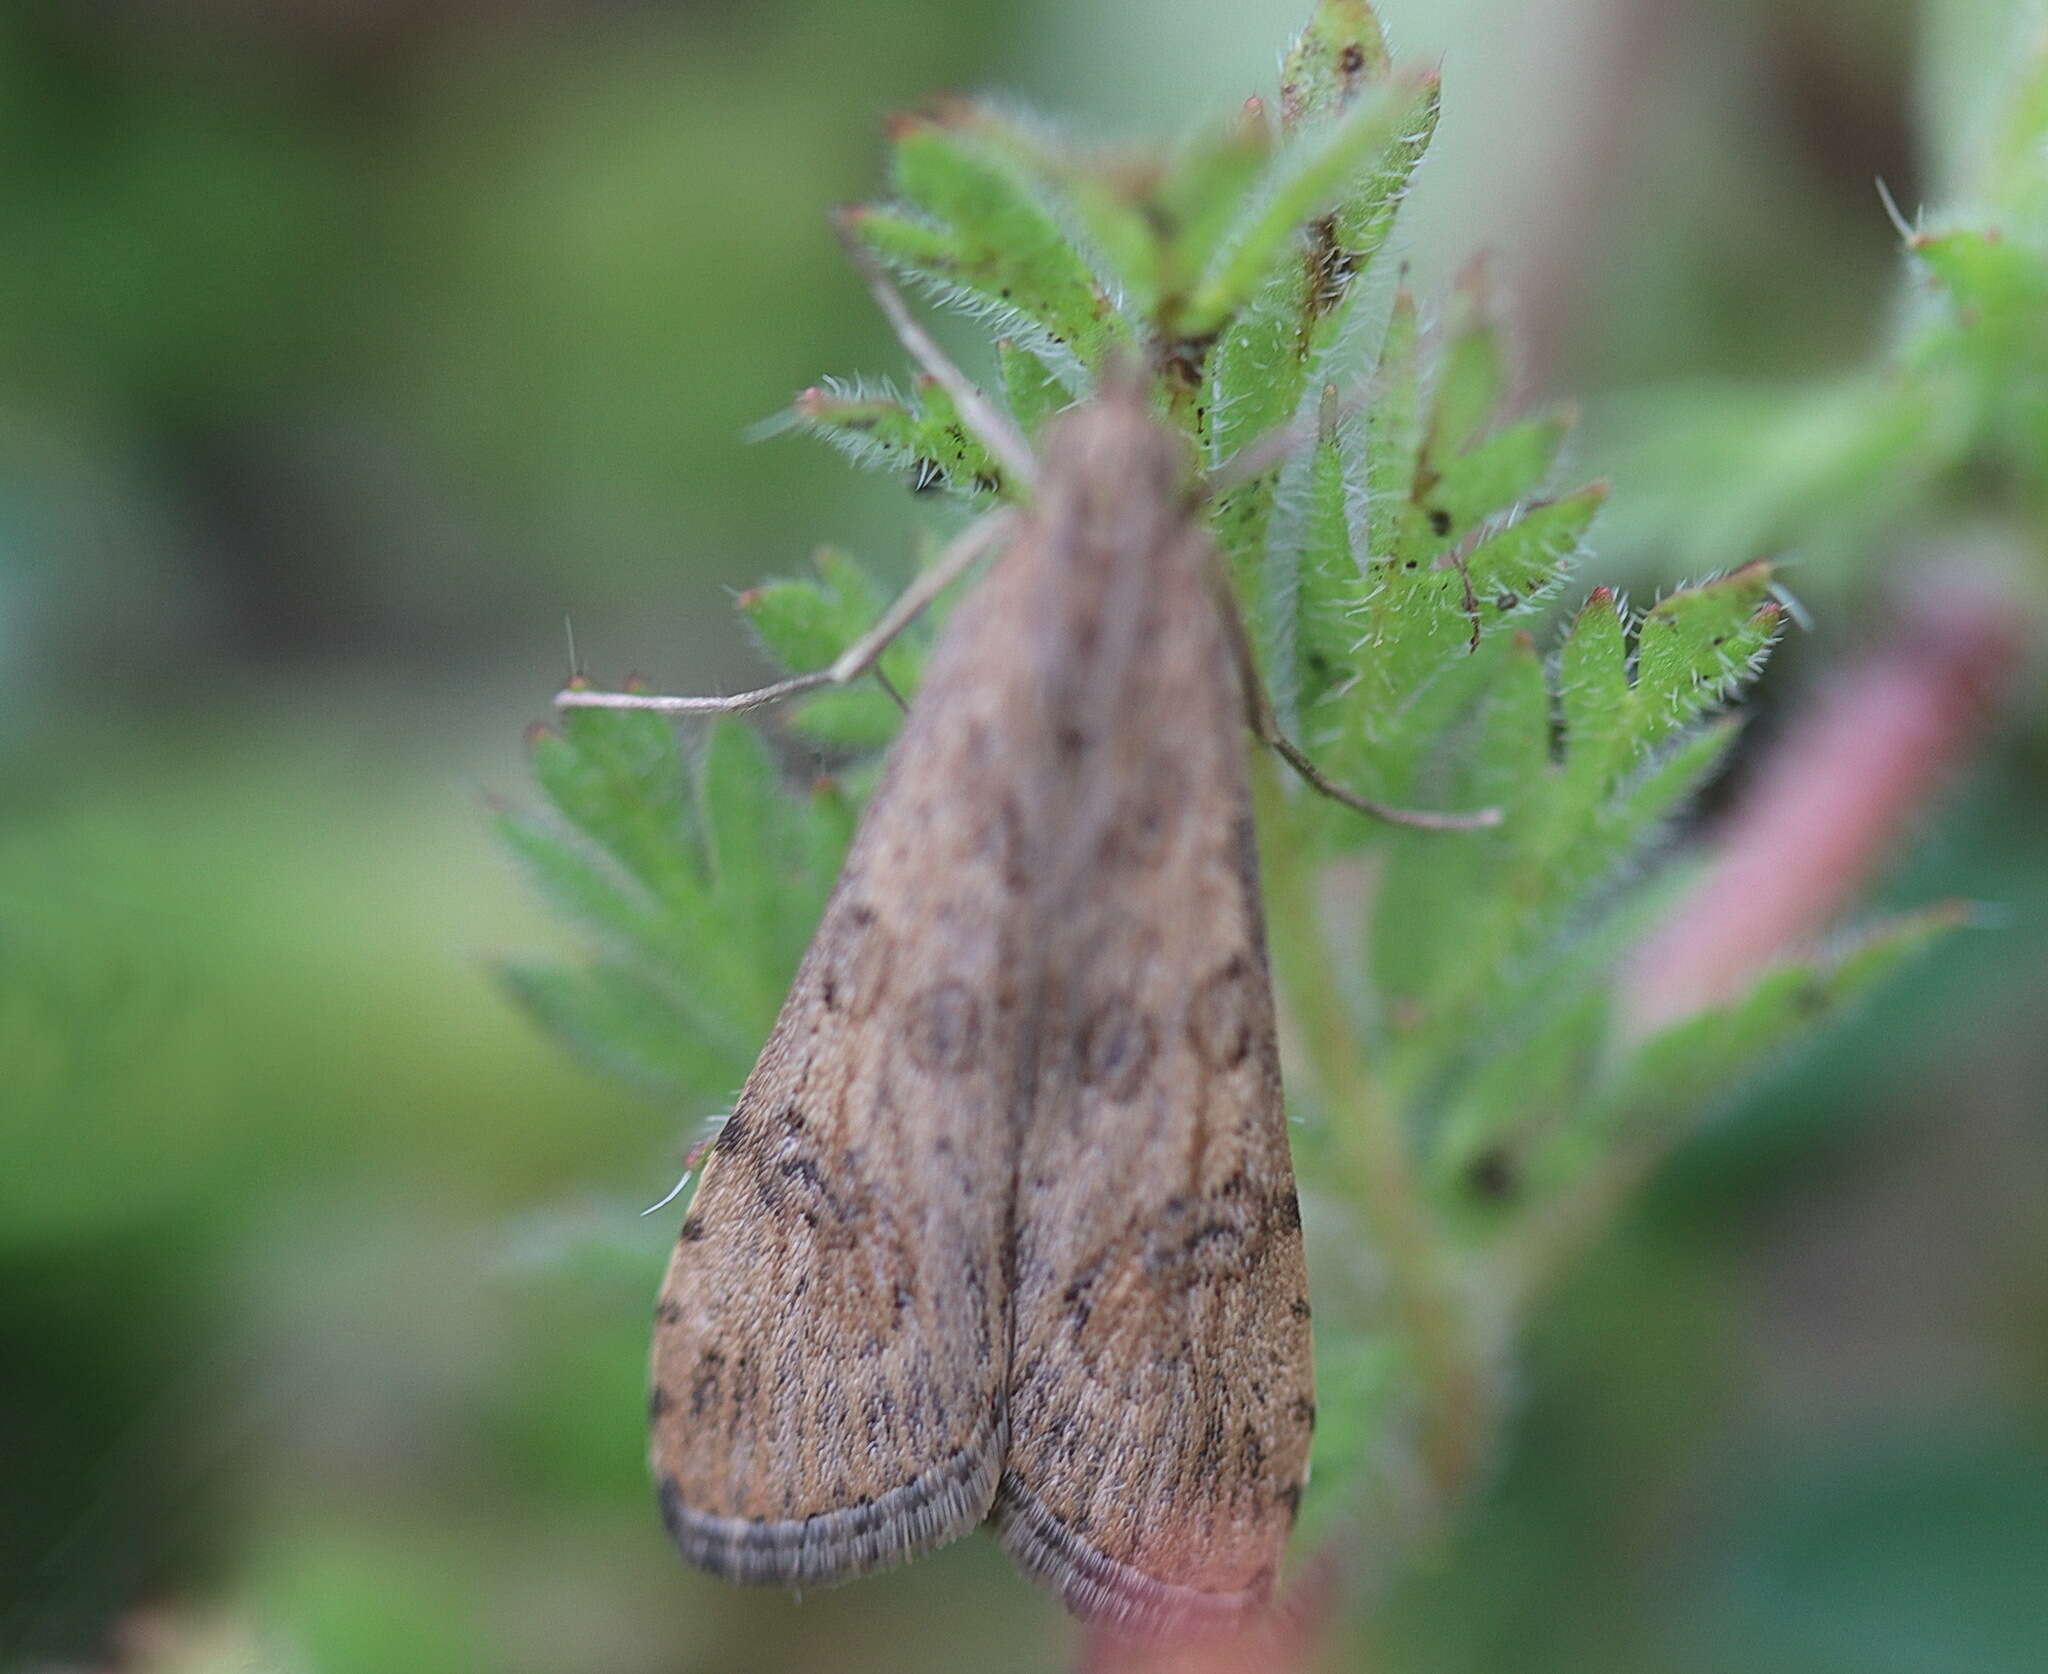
[1256, 760, 1496, 1510]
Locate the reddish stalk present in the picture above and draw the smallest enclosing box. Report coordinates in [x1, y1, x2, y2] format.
[1622, 569, 2023, 1038]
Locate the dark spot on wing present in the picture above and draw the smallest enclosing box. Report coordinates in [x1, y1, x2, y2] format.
[905, 980, 982, 1075]
[1188, 953, 1259, 1069]
[819, 902, 891, 1021]
[1078, 996, 1157, 1102]
[1099, 755, 1184, 870]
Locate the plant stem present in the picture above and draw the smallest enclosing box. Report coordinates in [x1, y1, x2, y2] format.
[1256, 761, 1494, 1510]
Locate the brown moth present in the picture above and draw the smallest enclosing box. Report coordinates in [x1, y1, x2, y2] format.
[642, 385, 1314, 1635]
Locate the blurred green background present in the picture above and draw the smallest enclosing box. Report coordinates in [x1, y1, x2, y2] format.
[4, 0, 2045, 1670]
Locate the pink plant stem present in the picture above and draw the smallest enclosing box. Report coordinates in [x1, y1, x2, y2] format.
[1076, 1547, 1341, 1674]
[1621, 571, 2023, 1038]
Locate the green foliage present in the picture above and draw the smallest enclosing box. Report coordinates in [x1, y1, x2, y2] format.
[504, 0, 1955, 1610]
[500, 699, 850, 1100]
[1527, 904, 1967, 1202]
[769, 378, 1012, 502]
[1602, 17, 2048, 580]
[738, 545, 933, 748]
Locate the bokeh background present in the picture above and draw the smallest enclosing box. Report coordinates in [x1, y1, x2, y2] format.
[5, 0, 2046, 1670]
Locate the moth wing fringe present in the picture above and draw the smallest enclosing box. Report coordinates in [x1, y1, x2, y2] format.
[992, 1471, 1271, 1637]
[657, 1410, 1005, 1586]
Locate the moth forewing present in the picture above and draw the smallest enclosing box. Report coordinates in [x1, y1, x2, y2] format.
[646, 389, 1313, 1631]
[647, 518, 1057, 1585]
[991, 397, 1315, 1633]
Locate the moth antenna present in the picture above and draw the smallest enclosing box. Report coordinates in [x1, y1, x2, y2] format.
[872, 664, 911, 713]
[1875, 176, 1915, 242]
[641, 1167, 697, 1218]
[1267, 729, 1504, 831]
[556, 510, 1015, 716]
[834, 213, 1038, 494]
[1214, 575, 1503, 832]
[643, 1123, 723, 1216]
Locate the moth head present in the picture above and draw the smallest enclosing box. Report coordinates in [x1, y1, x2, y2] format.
[1036, 377, 1197, 528]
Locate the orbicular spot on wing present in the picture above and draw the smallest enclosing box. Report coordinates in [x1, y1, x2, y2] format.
[1186, 953, 1259, 1070]
[905, 979, 982, 1076]
[977, 793, 1032, 895]
[818, 901, 893, 1022]
[1077, 994, 1157, 1103]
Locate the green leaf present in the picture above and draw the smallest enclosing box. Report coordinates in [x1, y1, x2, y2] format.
[739, 547, 924, 749]
[1184, 72, 1430, 336]
[1153, 107, 1276, 320]
[998, 338, 1070, 436]
[1534, 905, 1967, 1193]
[1633, 561, 1783, 746]
[1463, 629, 1553, 813]
[741, 548, 885, 674]
[780, 381, 1006, 499]
[531, 701, 700, 901]
[493, 808, 670, 974]
[1295, 1327, 1404, 1544]
[1338, 485, 1600, 750]
[1295, 395, 1370, 714]
[1427, 988, 1608, 1213]
[1313, 82, 1437, 345]
[1596, 717, 1742, 851]
[1421, 411, 1571, 541]
[1555, 585, 1632, 807]
[500, 959, 728, 1098]
[696, 724, 832, 995]
[876, 113, 1123, 368]
[1363, 290, 1423, 562]
[1461, 485, 1604, 604]
[1981, 28, 2048, 230]
[1915, 223, 2048, 336]
[1280, 0, 1392, 124]
[1422, 264, 1511, 465]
